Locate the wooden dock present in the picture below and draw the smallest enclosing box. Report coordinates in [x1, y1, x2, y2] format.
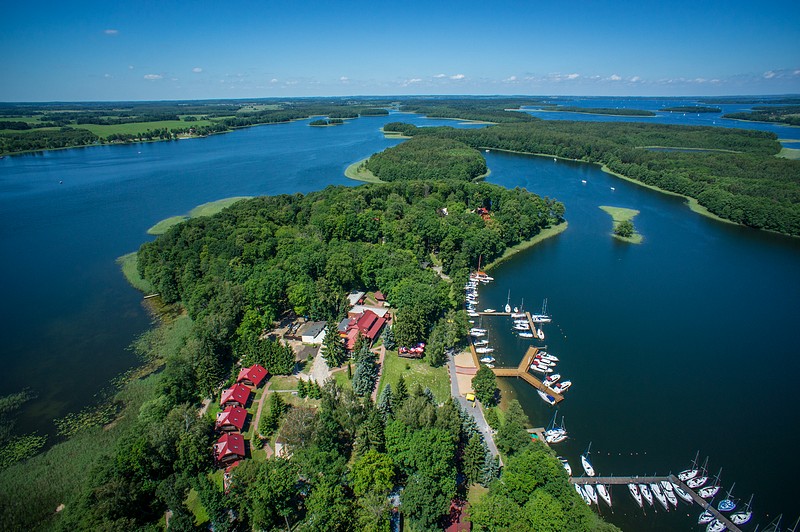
[569, 474, 742, 532]
[490, 346, 564, 403]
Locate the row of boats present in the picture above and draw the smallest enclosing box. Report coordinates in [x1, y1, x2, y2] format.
[536, 355, 572, 405]
[678, 452, 754, 529]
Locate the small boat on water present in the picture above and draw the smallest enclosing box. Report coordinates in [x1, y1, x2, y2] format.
[505, 291, 511, 313]
[537, 390, 556, 405]
[545, 415, 567, 444]
[511, 312, 526, 318]
[584, 484, 598, 505]
[518, 332, 534, 338]
[639, 483, 654, 506]
[544, 374, 561, 385]
[546, 431, 567, 444]
[479, 356, 495, 363]
[673, 483, 693, 503]
[679, 451, 700, 481]
[483, 308, 496, 313]
[533, 357, 555, 366]
[514, 323, 530, 331]
[686, 457, 709, 488]
[698, 509, 715, 524]
[651, 483, 669, 510]
[484, 363, 495, 368]
[474, 339, 489, 346]
[717, 483, 736, 512]
[729, 494, 753, 525]
[538, 352, 559, 361]
[629, 483, 643, 507]
[575, 484, 591, 505]
[537, 328, 545, 340]
[476, 347, 494, 354]
[581, 445, 595, 476]
[558, 456, 572, 476]
[706, 519, 726, 532]
[552, 380, 572, 393]
[597, 484, 612, 507]
[660, 481, 678, 507]
[699, 468, 722, 499]
[470, 331, 486, 337]
[531, 364, 553, 374]
[467, 311, 480, 317]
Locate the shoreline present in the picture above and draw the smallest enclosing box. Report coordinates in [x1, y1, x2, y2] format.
[344, 158, 382, 183]
[528, 108, 656, 118]
[599, 206, 644, 244]
[483, 222, 568, 271]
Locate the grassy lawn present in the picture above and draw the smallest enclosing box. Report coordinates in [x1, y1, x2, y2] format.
[778, 147, 800, 160]
[377, 351, 449, 403]
[269, 376, 299, 391]
[116, 252, 155, 293]
[332, 368, 353, 391]
[147, 196, 251, 235]
[599, 205, 644, 244]
[78, 119, 214, 137]
[344, 158, 383, 183]
[467, 483, 489, 507]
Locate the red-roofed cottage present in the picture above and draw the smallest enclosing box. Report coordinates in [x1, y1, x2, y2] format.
[213, 432, 246, 465]
[344, 309, 386, 350]
[237, 364, 269, 387]
[215, 405, 247, 432]
[220, 383, 251, 408]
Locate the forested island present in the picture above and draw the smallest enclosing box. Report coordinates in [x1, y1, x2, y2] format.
[722, 105, 800, 126]
[382, 120, 800, 236]
[660, 106, 722, 113]
[544, 106, 656, 117]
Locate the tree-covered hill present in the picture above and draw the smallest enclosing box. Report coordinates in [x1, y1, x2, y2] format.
[364, 137, 487, 182]
[384, 121, 800, 235]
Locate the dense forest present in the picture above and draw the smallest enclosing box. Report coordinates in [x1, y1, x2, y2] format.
[383, 121, 800, 235]
[549, 106, 655, 117]
[364, 136, 487, 182]
[399, 98, 544, 123]
[723, 105, 800, 126]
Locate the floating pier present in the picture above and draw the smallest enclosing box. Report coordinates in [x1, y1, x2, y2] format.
[489, 346, 564, 403]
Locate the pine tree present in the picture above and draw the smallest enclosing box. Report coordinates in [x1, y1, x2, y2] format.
[352, 344, 378, 397]
[395, 376, 408, 405]
[463, 434, 488, 484]
[377, 384, 394, 420]
[297, 378, 307, 398]
[482, 454, 500, 487]
[321, 321, 346, 367]
[382, 326, 396, 350]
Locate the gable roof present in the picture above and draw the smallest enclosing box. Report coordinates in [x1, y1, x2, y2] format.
[298, 320, 327, 339]
[374, 290, 386, 301]
[214, 432, 246, 461]
[237, 364, 268, 387]
[216, 405, 247, 431]
[220, 383, 251, 406]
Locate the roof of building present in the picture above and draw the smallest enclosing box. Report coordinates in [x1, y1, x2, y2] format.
[349, 304, 390, 318]
[215, 405, 247, 431]
[347, 290, 366, 306]
[344, 310, 387, 349]
[337, 317, 351, 333]
[298, 320, 327, 339]
[214, 432, 246, 461]
[374, 290, 386, 301]
[237, 364, 268, 387]
[220, 383, 251, 406]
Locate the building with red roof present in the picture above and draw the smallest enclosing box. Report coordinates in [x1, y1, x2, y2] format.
[237, 364, 269, 387]
[220, 383, 251, 408]
[344, 309, 386, 350]
[215, 405, 247, 432]
[213, 432, 246, 465]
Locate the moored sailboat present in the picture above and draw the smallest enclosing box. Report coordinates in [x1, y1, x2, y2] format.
[639, 483, 654, 506]
[597, 484, 612, 507]
[651, 482, 669, 510]
[729, 494, 753, 525]
[679, 451, 700, 481]
[628, 483, 643, 507]
[581, 444, 596, 476]
[584, 483, 598, 505]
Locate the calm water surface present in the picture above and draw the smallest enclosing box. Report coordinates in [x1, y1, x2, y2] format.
[1, 102, 798, 529]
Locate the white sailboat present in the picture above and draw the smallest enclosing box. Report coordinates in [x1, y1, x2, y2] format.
[479, 356, 495, 363]
[628, 483, 643, 507]
[686, 457, 709, 488]
[558, 456, 572, 476]
[706, 519, 726, 532]
[537, 390, 556, 405]
[699, 468, 722, 499]
[660, 480, 678, 507]
[537, 328, 545, 340]
[545, 414, 567, 444]
[679, 451, 700, 481]
[518, 331, 534, 338]
[673, 483, 694, 503]
[597, 484, 612, 507]
[504, 290, 511, 313]
[575, 484, 591, 505]
[476, 347, 494, 354]
[698, 509, 715, 524]
[729, 494, 753, 525]
[639, 483, 654, 506]
[584, 484, 598, 505]
[651, 482, 669, 510]
[581, 444, 596, 476]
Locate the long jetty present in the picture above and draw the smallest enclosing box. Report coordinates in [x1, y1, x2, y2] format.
[569, 475, 741, 532]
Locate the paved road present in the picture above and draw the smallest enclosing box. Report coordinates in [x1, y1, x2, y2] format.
[446, 353, 500, 459]
[310, 347, 331, 384]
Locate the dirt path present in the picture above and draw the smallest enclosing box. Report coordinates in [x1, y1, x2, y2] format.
[370, 345, 387, 402]
[252, 382, 271, 438]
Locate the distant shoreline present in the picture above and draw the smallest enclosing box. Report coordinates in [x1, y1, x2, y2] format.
[483, 222, 568, 271]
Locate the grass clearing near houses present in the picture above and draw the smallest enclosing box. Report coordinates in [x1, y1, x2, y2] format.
[377, 351, 449, 403]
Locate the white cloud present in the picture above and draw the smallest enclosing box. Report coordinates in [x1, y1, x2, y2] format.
[566, 73, 580, 80]
[450, 73, 465, 80]
[629, 76, 641, 82]
[270, 78, 279, 83]
[763, 70, 776, 79]
[171, 77, 178, 81]
[794, 70, 800, 76]
[434, 73, 446, 78]
[504, 75, 518, 82]
[104, 29, 118, 35]
[103, 73, 112, 79]
[128, 65, 134, 70]
[340, 76, 349, 82]
[192, 67, 203, 73]
[608, 74, 622, 81]
[143, 74, 163, 80]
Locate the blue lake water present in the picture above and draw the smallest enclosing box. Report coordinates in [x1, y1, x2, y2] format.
[1, 101, 798, 529]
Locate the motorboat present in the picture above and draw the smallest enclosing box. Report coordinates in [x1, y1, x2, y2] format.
[729, 494, 753, 525]
[537, 390, 556, 405]
[531, 364, 553, 373]
[518, 332, 534, 338]
[513, 323, 530, 331]
[597, 484, 612, 507]
[470, 331, 486, 337]
[511, 312, 526, 318]
[537, 329, 545, 340]
[651, 483, 669, 510]
[717, 483, 736, 512]
[558, 456, 572, 476]
[484, 363, 495, 369]
[639, 483, 654, 506]
[474, 339, 489, 346]
[544, 374, 561, 385]
[581, 450, 595, 477]
[584, 484, 598, 505]
[476, 347, 494, 354]
[533, 357, 555, 366]
[575, 484, 591, 505]
[628, 483, 643, 507]
[679, 451, 700, 481]
[673, 483, 694, 503]
[698, 510, 715, 524]
[479, 356, 495, 363]
[467, 311, 480, 317]
[553, 380, 572, 393]
[483, 308, 496, 313]
[530, 314, 552, 323]
[470, 327, 487, 334]
[706, 519, 726, 532]
[539, 353, 559, 361]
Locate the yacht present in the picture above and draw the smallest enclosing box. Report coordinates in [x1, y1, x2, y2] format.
[531, 364, 553, 373]
[511, 312, 526, 318]
[546, 431, 567, 444]
[474, 339, 489, 346]
[628, 483, 643, 507]
[479, 356, 495, 363]
[467, 311, 480, 317]
[679, 451, 700, 481]
[531, 314, 552, 323]
[639, 483, 654, 506]
[597, 484, 612, 507]
[539, 353, 559, 361]
[483, 308, 496, 313]
[575, 484, 591, 505]
[470, 331, 486, 337]
[729, 494, 753, 525]
[518, 332, 534, 338]
[533, 357, 555, 367]
[660, 481, 678, 507]
[537, 328, 545, 340]
[651, 483, 669, 510]
[706, 519, 726, 532]
[504, 291, 511, 313]
[552, 380, 572, 393]
[544, 374, 561, 385]
[581, 450, 595, 477]
[514, 323, 530, 331]
[673, 483, 694, 503]
[537, 390, 556, 405]
[699, 468, 723, 499]
[584, 484, 598, 505]
[484, 363, 495, 369]
[717, 483, 736, 512]
[558, 457, 572, 476]
[476, 347, 494, 354]
[698, 510, 715, 524]
[686, 458, 709, 489]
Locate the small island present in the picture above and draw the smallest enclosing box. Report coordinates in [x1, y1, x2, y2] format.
[660, 106, 722, 113]
[600, 206, 643, 243]
[309, 118, 344, 126]
[548, 106, 656, 117]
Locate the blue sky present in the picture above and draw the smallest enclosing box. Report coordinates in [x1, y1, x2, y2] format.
[2, 0, 798, 101]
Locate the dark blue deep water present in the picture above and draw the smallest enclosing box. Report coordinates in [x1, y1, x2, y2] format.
[1, 101, 798, 529]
